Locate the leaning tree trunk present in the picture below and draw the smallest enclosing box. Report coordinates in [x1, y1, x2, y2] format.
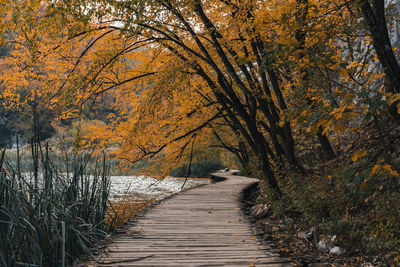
[317, 126, 336, 160]
[359, 0, 400, 93]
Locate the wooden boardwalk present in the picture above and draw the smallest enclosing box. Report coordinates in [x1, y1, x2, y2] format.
[89, 172, 291, 266]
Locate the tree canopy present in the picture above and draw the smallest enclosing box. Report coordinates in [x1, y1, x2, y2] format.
[1, 0, 400, 190]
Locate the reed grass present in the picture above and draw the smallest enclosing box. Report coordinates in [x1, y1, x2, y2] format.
[4, 148, 144, 176]
[0, 140, 112, 266]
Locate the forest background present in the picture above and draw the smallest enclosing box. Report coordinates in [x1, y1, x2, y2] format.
[1, 0, 400, 264]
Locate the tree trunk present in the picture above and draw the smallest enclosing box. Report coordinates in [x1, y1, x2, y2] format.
[359, 0, 400, 93]
[294, 0, 337, 160]
[238, 141, 249, 170]
[317, 126, 336, 160]
[258, 149, 282, 196]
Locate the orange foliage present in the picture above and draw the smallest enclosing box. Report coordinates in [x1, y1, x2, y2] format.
[1, 0, 399, 185]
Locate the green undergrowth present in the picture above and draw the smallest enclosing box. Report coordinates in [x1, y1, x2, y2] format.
[254, 122, 400, 263]
[261, 167, 400, 253]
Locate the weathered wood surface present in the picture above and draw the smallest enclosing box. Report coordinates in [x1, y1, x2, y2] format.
[87, 172, 291, 266]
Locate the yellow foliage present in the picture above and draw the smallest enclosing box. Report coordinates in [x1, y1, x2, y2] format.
[352, 151, 367, 163]
[370, 164, 399, 177]
[0, 0, 397, 187]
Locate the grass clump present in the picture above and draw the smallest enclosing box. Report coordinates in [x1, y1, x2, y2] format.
[0, 141, 112, 266]
[105, 196, 155, 229]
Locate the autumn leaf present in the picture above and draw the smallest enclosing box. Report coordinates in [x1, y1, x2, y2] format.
[352, 151, 367, 162]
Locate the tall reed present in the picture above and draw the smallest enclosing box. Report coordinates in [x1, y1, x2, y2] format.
[0, 140, 111, 266]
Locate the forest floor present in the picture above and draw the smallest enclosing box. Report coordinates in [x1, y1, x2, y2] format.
[242, 182, 396, 267]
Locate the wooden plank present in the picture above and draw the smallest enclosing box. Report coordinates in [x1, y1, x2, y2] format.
[83, 172, 292, 266]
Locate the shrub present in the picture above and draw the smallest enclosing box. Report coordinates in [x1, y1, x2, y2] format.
[170, 160, 224, 178]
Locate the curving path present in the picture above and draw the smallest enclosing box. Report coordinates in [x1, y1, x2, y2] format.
[89, 172, 291, 266]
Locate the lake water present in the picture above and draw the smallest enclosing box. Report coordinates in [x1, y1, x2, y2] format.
[109, 176, 210, 200]
[9, 171, 210, 201]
